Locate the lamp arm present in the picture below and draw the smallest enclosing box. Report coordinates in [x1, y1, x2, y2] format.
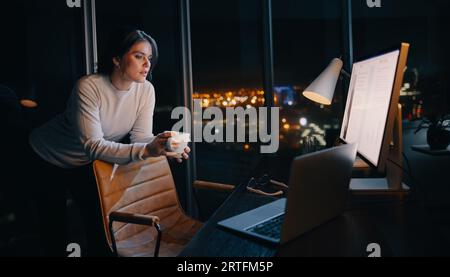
[340, 68, 351, 79]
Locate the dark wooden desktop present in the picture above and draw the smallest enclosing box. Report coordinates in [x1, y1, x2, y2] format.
[180, 157, 450, 257]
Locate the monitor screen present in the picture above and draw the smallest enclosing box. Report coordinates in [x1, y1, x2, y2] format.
[340, 50, 400, 167]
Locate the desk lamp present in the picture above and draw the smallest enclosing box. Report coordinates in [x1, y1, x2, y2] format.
[302, 58, 350, 105]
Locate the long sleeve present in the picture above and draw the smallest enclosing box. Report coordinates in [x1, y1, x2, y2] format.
[130, 84, 156, 144]
[29, 74, 155, 168]
[74, 80, 147, 165]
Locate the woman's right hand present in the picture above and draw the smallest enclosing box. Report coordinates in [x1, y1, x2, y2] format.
[143, 131, 174, 158]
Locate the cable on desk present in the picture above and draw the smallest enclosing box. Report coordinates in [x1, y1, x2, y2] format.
[386, 152, 423, 203]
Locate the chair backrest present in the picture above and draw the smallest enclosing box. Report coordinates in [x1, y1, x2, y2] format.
[92, 156, 190, 250]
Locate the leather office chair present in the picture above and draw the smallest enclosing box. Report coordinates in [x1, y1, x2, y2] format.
[92, 156, 234, 257]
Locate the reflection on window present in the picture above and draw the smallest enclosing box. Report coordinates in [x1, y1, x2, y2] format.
[192, 88, 265, 154]
[193, 88, 265, 108]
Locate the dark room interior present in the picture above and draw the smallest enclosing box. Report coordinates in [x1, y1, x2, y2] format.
[0, 0, 449, 260]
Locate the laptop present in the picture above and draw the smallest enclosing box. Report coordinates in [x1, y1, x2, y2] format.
[217, 143, 357, 244]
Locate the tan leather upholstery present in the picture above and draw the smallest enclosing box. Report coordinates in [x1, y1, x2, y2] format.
[93, 156, 203, 257]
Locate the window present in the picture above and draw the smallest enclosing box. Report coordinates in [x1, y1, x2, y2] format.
[352, 0, 450, 121]
[272, 0, 344, 156]
[191, 0, 264, 185]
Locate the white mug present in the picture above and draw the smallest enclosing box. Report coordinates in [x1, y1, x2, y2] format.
[166, 132, 191, 154]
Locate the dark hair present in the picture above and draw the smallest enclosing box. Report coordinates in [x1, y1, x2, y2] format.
[97, 27, 158, 81]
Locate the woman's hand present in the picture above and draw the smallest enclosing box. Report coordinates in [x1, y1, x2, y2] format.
[143, 131, 190, 163]
[166, 146, 190, 163]
[143, 131, 172, 158]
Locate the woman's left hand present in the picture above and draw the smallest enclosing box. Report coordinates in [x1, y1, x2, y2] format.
[166, 146, 190, 163]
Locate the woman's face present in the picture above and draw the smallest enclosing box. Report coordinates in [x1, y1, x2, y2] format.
[114, 40, 153, 83]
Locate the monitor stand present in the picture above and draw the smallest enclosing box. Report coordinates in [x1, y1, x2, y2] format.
[349, 104, 410, 198]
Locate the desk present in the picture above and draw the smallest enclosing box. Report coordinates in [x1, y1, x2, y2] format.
[181, 182, 450, 257]
[412, 144, 450, 156]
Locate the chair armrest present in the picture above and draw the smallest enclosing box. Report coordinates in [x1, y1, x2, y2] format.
[193, 180, 235, 192]
[108, 211, 162, 257]
[109, 211, 160, 226]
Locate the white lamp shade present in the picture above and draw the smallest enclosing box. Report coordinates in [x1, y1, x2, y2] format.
[302, 58, 343, 105]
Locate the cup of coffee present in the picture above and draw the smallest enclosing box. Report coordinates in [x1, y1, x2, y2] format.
[166, 131, 191, 156]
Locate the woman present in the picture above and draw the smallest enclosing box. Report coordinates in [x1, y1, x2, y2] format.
[28, 28, 188, 256]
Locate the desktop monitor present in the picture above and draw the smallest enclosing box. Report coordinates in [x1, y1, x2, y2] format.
[340, 43, 410, 174]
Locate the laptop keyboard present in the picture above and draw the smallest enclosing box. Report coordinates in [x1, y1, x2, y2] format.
[246, 214, 284, 240]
